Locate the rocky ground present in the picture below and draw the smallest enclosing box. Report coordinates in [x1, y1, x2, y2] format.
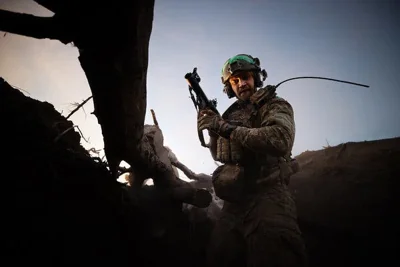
[2, 77, 398, 266]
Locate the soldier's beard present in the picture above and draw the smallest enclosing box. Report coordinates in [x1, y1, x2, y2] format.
[237, 86, 254, 101]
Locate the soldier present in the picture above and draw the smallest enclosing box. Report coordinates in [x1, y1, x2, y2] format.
[198, 54, 307, 267]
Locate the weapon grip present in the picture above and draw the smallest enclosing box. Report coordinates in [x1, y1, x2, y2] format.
[198, 129, 209, 148]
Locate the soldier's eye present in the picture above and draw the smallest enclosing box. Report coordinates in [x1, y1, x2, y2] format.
[230, 78, 239, 85]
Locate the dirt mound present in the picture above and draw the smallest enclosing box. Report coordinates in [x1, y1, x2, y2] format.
[1, 77, 142, 265]
[1, 77, 213, 266]
[291, 138, 399, 266]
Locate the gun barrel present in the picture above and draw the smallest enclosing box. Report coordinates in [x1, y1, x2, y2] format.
[185, 68, 219, 148]
[186, 76, 210, 104]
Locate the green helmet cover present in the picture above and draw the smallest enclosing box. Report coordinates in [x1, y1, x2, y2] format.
[221, 54, 261, 84]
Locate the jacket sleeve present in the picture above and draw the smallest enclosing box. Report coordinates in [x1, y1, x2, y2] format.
[230, 98, 295, 156]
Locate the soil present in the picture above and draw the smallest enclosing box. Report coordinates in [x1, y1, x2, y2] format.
[291, 137, 399, 266]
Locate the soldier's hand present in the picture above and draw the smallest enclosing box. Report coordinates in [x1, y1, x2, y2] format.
[197, 109, 237, 139]
[197, 109, 218, 132]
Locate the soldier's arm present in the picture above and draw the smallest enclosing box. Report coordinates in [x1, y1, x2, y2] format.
[230, 98, 295, 156]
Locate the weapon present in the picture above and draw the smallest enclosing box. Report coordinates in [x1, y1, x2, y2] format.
[185, 67, 219, 148]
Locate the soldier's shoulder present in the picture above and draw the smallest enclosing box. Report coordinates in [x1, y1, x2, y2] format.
[268, 96, 294, 115]
[253, 86, 293, 109]
[258, 93, 294, 119]
[270, 95, 292, 106]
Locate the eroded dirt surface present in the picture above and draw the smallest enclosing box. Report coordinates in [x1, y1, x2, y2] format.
[2, 77, 143, 265]
[1, 77, 213, 267]
[291, 137, 399, 266]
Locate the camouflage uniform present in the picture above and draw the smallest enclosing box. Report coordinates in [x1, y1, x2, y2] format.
[207, 86, 307, 267]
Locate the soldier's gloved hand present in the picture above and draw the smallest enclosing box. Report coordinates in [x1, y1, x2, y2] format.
[197, 109, 237, 139]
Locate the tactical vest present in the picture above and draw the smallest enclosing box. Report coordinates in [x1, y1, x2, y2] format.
[215, 87, 295, 180]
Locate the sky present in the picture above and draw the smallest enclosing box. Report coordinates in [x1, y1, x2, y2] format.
[0, 0, 399, 178]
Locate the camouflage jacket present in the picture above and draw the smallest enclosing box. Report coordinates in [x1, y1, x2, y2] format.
[211, 86, 295, 175]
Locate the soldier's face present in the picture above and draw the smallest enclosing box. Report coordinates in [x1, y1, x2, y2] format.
[229, 71, 255, 101]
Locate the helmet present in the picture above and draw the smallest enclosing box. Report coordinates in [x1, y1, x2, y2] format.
[221, 54, 267, 98]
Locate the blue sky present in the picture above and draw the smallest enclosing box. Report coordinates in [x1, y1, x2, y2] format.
[1, 0, 399, 177]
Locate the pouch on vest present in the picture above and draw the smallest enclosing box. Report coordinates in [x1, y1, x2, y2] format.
[212, 164, 245, 203]
[216, 138, 244, 163]
[256, 157, 300, 186]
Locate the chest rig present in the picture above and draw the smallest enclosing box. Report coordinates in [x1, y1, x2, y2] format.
[212, 87, 298, 201]
[215, 86, 278, 167]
